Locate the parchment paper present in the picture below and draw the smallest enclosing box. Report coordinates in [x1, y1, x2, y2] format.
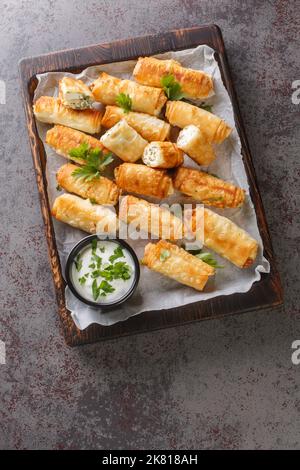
[33, 45, 270, 329]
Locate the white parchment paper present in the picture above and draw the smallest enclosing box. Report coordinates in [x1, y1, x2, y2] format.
[33, 45, 270, 329]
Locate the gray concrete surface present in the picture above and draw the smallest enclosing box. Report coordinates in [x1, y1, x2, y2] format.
[0, 0, 299, 449]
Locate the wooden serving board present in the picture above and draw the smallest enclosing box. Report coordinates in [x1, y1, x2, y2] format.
[19, 25, 283, 346]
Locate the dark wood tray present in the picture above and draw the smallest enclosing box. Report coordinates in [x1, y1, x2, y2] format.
[19, 25, 283, 346]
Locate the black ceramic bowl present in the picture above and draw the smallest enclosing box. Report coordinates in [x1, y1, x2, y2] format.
[65, 235, 140, 309]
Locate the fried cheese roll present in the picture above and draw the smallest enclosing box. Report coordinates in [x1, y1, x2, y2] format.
[101, 106, 171, 142]
[56, 163, 119, 206]
[114, 163, 173, 199]
[142, 142, 184, 169]
[191, 207, 259, 268]
[165, 100, 231, 144]
[33, 96, 102, 134]
[141, 240, 215, 291]
[58, 77, 95, 110]
[51, 194, 118, 234]
[91, 72, 167, 116]
[46, 125, 106, 164]
[119, 195, 184, 241]
[177, 125, 215, 166]
[100, 120, 147, 162]
[173, 167, 245, 208]
[133, 56, 214, 100]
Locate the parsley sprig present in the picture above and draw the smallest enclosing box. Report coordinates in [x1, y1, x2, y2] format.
[116, 93, 132, 113]
[161, 74, 184, 101]
[199, 103, 213, 113]
[69, 143, 114, 182]
[185, 247, 224, 269]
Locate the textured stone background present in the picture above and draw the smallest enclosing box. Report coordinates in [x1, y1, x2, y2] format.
[0, 0, 299, 450]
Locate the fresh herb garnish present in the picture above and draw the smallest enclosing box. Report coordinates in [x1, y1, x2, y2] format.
[69, 143, 114, 182]
[196, 252, 224, 269]
[89, 198, 97, 205]
[199, 103, 213, 113]
[92, 253, 102, 269]
[109, 246, 124, 263]
[91, 239, 98, 254]
[92, 279, 115, 300]
[88, 262, 96, 269]
[116, 93, 132, 113]
[78, 275, 87, 285]
[74, 254, 82, 272]
[161, 74, 184, 101]
[160, 249, 171, 262]
[91, 270, 102, 278]
[92, 279, 100, 300]
[99, 246, 105, 253]
[99, 280, 115, 295]
[56, 184, 62, 191]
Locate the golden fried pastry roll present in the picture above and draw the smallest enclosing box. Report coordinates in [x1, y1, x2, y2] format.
[58, 77, 94, 109]
[142, 142, 184, 169]
[46, 125, 106, 164]
[114, 163, 173, 199]
[173, 167, 245, 208]
[100, 120, 147, 162]
[91, 72, 167, 116]
[51, 194, 118, 234]
[33, 96, 102, 134]
[56, 163, 119, 206]
[142, 240, 214, 291]
[119, 195, 183, 241]
[166, 100, 231, 144]
[101, 106, 171, 141]
[192, 207, 259, 268]
[133, 56, 214, 100]
[177, 125, 215, 166]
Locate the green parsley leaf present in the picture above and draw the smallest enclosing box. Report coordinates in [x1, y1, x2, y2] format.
[74, 254, 82, 272]
[56, 184, 62, 191]
[99, 269, 113, 281]
[196, 252, 224, 269]
[69, 142, 89, 161]
[91, 239, 98, 254]
[91, 270, 101, 278]
[89, 198, 98, 205]
[92, 253, 102, 269]
[109, 246, 124, 263]
[199, 103, 213, 113]
[88, 263, 96, 269]
[160, 249, 170, 262]
[92, 279, 100, 301]
[99, 280, 115, 294]
[70, 144, 114, 182]
[116, 93, 132, 113]
[78, 275, 87, 285]
[161, 74, 184, 101]
[99, 246, 105, 253]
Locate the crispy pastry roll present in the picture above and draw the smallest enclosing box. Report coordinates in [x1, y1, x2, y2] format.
[58, 77, 94, 109]
[177, 125, 215, 166]
[173, 167, 245, 208]
[46, 125, 106, 164]
[56, 163, 119, 206]
[100, 120, 147, 162]
[165, 100, 231, 144]
[133, 56, 214, 100]
[91, 72, 167, 116]
[33, 96, 102, 134]
[192, 207, 258, 268]
[142, 142, 184, 169]
[101, 106, 171, 141]
[119, 195, 184, 241]
[114, 163, 173, 199]
[51, 194, 117, 234]
[142, 240, 215, 291]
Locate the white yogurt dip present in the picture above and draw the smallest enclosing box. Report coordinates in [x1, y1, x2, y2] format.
[71, 239, 136, 304]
